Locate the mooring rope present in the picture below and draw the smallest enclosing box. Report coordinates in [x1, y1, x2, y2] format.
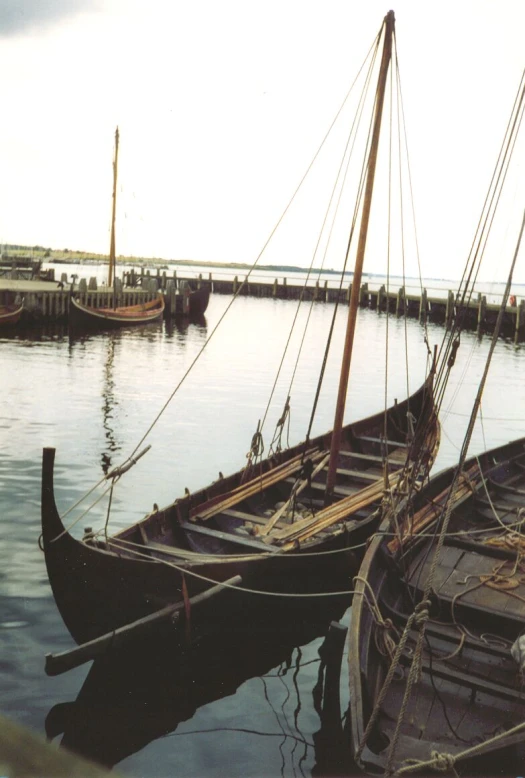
[395, 717, 525, 775]
[92, 536, 362, 599]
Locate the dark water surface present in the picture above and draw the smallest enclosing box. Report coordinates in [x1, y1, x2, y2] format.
[1, 292, 525, 777]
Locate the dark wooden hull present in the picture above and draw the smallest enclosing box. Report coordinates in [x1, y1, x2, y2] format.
[0, 302, 23, 325]
[69, 294, 165, 330]
[42, 375, 439, 648]
[349, 436, 525, 775]
[187, 285, 209, 317]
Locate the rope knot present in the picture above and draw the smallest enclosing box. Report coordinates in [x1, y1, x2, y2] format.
[414, 599, 430, 627]
[430, 750, 456, 773]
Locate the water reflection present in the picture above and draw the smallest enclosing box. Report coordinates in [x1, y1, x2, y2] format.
[45, 601, 356, 776]
[164, 314, 207, 340]
[101, 336, 118, 474]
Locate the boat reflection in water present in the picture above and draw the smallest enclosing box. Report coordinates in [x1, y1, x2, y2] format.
[45, 599, 358, 776]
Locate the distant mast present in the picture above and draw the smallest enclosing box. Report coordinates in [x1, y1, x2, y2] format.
[325, 11, 395, 503]
[108, 126, 119, 288]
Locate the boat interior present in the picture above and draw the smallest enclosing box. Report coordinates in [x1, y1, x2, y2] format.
[356, 441, 525, 774]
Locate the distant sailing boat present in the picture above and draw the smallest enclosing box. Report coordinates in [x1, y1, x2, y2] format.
[68, 127, 166, 330]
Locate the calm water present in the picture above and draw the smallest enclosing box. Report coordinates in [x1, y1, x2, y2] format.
[1, 288, 525, 777]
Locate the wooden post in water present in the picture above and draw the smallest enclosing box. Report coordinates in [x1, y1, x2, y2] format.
[396, 286, 404, 316]
[360, 282, 369, 306]
[183, 284, 191, 314]
[477, 294, 487, 333]
[445, 290, 455, 327]
[419, 288, 428, 323]
[377, 284, 386, 312]
[325, 11, 395, 503]
[515, 299, 525, 343]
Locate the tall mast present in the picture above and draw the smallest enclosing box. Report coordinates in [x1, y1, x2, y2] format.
[108, 126, 119, 289]
[325, 11, 395, 502]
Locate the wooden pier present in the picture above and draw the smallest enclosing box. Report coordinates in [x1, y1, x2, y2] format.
[0, 264, 523, 342]
[194, 272, 525, 343]
[0, 269, 206, 322]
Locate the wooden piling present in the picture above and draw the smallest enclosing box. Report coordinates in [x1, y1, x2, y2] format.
[445, 290, 455, 328]
[396, 286, 404, 316]
[377, 284, 386, 312]
[419, 288, 428, 323]
[515, 299, 525, 343]
[477, 293, 487, 333]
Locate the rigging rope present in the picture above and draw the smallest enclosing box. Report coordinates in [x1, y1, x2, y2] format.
[380, 212, 525, 773]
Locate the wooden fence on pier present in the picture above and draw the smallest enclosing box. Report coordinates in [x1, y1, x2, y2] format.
[1, 263, 523, 342]
[173, 271, 525, 344]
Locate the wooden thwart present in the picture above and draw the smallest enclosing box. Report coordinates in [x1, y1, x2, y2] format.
[274, 468, 405, 547]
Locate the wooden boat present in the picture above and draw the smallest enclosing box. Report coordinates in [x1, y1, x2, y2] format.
[0, 301, 23, 325]
[69, 292, 165, 329]
[178, 282, 210, 317]
[349, 38, 525, 777]
[68, 128, 167, 330]
[349, 436, 525, 776]
[42, 12, 440, 674]
[42, 374, 438, 670]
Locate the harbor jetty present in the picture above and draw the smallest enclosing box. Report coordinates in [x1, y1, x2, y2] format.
[0, 265, 523, 342]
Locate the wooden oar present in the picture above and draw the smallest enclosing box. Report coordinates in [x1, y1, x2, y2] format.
[259, 453, 331, 536]
[45, 575, 242, 676]
[275, 468, 404, 547]
[191, 448, 324, 521]
[387, 463, 481, 553]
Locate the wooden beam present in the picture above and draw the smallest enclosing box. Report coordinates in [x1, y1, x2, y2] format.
[45, 575, 242, 676]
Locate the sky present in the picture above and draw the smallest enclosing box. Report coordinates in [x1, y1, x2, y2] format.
[2, 0, 525, 282]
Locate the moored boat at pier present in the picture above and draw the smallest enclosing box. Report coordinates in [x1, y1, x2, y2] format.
[0, 300, 23, 326]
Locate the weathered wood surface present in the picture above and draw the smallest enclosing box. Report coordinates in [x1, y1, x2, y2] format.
[1, 271, 523, 339]
[0, 712, 118, 776]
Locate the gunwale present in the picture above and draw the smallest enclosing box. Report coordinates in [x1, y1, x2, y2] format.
[349, 436, 525, 775]
[42, 375, 438, 647]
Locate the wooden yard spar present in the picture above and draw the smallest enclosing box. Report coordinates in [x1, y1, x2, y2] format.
[325, 11, 394, 503]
